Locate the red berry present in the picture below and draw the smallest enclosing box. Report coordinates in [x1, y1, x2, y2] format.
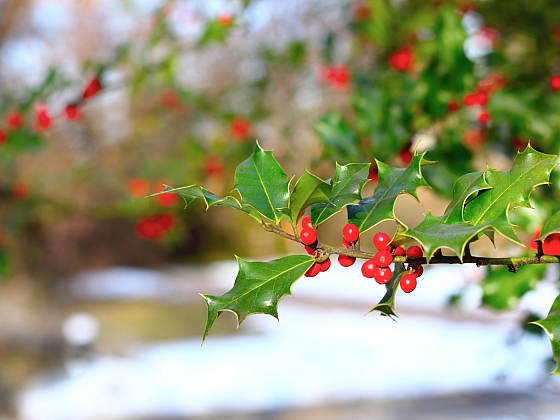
[447, 100, 459, 112]
[300, 228, 317, 246]
[338, 254, 356, 267]
[82, 77, 102, 100]
[156, 192, 179, 207]
[203, 155, 224, 176]
[0, 130, 5, 144]
[34, 105, 52, 130]
[406, 245, 423, 258]
[229, 116, 251, 140]
[320, 258, 331, 272]
[374, 250, 393, 267]
[478, 109, 490, 124]
[413, 265, 424, 277]
[342, 223, 360, 243]
[374, 267, 392, 284]
[361, 259, 378, 278]
[301, 215, 312, 229]
[543, 233, 560, 255]
[373, 232, 391, 251]
[392, 246, 406, 256]
[342, 237, 353, 249]
[305, 263, 321, 277]
[304, 245, 318, 256]
[549, 75, 560, 91]
[388, 45, 414, 72]
[128, 178, 150, 197]
[400, 273, 417, 293]
[217, 12, 234, 26]
[64, 103, 82, 121]
[399, 148, 413, 164]
[6, 111, 22, 129]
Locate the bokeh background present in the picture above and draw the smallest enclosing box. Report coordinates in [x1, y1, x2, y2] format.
[1, 0, 560, 419]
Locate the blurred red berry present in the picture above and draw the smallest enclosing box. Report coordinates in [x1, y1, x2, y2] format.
[549, 75, 560, 91]
[388, 45, 414, 72]
[399, 148, 413, 164]
[351, 1, 370, 22]
[447, 100, 459, 112]
[6, 111, 22, 129]
[463, 127, 485, 151]
[229, 116, 251, 140]
[0, 130, 5, 144]
[156, 192, 180, 207]
[64, 103, 82, 121]
[368, 166, 378, 182]
[34, 105, 52, 130]
[82, 77, 102, 100]
[13, 180, 30, 200]
[217, 12, 234, 26]
[128, 178, 151, 197]
[478, 109, 490, 125]
[135, 214, 175, 240]
[203, 155, 224, 176]
[160, 89, 180, 108]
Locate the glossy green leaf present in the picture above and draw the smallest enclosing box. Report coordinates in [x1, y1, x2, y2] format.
[311, 163, 370, 226]
[315, 112, 361, 162]
[482, 264, 546, 310]
[463, 145, 556, 244]
[440, 171, 491, 223]
[404, 211, 493, 261]
[532, 294, 560, 374]
[367, 263, 406, 319]
[347, 153, 431, 234]
[234, 142, 290, 224]
[282, 170, 331, 224]
[151, 185, 262, 223]
[539, 209, 560, 240]
[200, 255, 315, 341]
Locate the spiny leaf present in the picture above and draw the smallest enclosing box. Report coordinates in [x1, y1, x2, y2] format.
[482, 264, 546, 310]
[539, 209, 560, 241]
[234, 141, 290, 224]
[531, 293, 560, 374]
[200, 255, 315, 342]
[367, 263, 406, 319]
[404, 211, 493, 261]
[347, 153, 431, 234]
[311, 162, 370, 226]
[150, 185, 262, 223]
[440, 171, 491, 223]
[463, 145, 556, 244]
[282, 169, 331, 224]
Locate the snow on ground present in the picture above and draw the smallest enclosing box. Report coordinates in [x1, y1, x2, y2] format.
[17, 261, 560, 420]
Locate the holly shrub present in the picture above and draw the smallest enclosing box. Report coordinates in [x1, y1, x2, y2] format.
[3, 0, 560, 373]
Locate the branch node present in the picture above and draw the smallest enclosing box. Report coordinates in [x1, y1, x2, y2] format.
[507, 264, 517, 273]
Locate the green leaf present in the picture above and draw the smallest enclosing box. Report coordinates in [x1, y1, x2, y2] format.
[367, 263, 406, 319]
[539, 209, 560, 241]
[311, 163, 370, 226]
[200, 255, 315, 341]
[197, 20, 231, 46]
[482, 264, 546, 310]
[404, 211, 493, 261]
[347, 153, 431, 234]
[234, 142, 290, 224]
[440, 171, 491, 223]
[463, 145, 556, 244]
[3, 129, 44, 154]
[282, 170, 331, 224]
[151, 185, 262, 223]
[315, 112, 361, 162]
[531, 294, 560, 374]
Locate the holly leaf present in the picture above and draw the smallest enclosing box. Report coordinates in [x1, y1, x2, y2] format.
[463, 145, 556, 244]
[440, 171, 491, 223]
[234, 142, 290, 224]
[311, 163, 370, 226]
[200, 255, 315, 341]
[282, 170, 331, 224]
[531, 293, 560, 374]
[347, 153, 431, 234]
[150, 185, 263, 223]
[367, 263, 406, 319]
[404, 211, 493, 261]
[482, 264, 546, 310]
[539, 209, 560, 241]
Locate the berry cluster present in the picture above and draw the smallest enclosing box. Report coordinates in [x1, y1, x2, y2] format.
[300, 216, 331, 277]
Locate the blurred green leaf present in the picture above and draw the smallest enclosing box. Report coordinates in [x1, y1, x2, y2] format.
[532, 293, 560, 374]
